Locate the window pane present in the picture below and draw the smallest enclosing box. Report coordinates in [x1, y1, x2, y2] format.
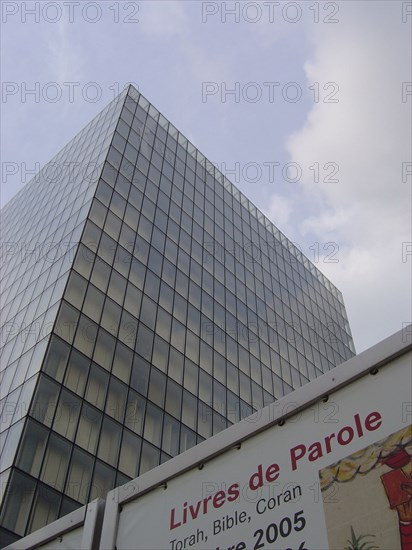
[74, 315, 98, 357]
[64, 349, 90, 396]
[93, 328, 115, 371]
[179, 425, 196, 453]
[82, 284, 105, 323]
[30, 376, 59, 428]
[73, 244, 94, 280]
[124, 389, 145, 435]
[182, 390, 197, 431]
[130, 354, 150, 397]
[85, 364, 109, 409]
[40, 433, 71, 491]
[198, 369, 212, 405]
[162, 414, 180, 457]
[140, 295, 157, 331]
[164, 379, 182, 419]
[42, 337, 70, 383]
[16, 420, 48, 478]
[1, 420, 24, 472]
[156, 307, 172, 341]
[147, 368, 166, 408]
[55, 302, 79, 345]
[100, 299, 121, 339]
[197, 402, 213, 439]
[119, 429, 141, 478]
[183, 358, 198, 394]
[135, 324, 154, 361]
[0, 470, 36, 535]
[53, 389, 81, 440]
[124, 282, 142, 318]
[168, 347, 184, 384]
[76, 403, 102, 454]
[143, 402, 163, 447]
[105, 377, 127, 422]
[90, 257, 111, 293]
[151, 335, 169, 373]
[112, 341, 133, 384]
[107, 270, 127, 305]
[90, 460, 115, 499]
[139, 441, 160, 475]
[98, 416, 121, 466]
[65, 447, 94, 504]
[28, 485, 61, 534]
[64, 272, 87, 310]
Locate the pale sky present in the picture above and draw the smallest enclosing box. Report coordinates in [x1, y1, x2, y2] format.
[1, 1, 411, 353]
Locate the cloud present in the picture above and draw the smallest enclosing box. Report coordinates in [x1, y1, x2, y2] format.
[262, 194, 294, 231]
[285, 1, 412, 351]
[47, 19, 85, 83]
[300, 208, 357, 238]
[139, 0, 187, 38]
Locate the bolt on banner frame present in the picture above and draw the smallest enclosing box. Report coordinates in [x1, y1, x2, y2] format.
[100, 326, 412, 550]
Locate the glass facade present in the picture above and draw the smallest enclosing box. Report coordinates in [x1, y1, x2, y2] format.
[0, 85, 355, 545]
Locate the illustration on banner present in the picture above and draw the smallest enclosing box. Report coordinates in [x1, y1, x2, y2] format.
[319, 424, 412, 550]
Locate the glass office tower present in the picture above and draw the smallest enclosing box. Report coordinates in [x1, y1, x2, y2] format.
[0, 86, 355, 545]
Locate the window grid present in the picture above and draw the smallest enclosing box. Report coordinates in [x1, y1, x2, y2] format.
[0, 86, 355, 542]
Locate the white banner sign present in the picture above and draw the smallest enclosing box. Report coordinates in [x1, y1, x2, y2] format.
[115, 353, 412, 550]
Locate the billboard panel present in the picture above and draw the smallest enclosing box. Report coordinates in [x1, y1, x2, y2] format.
[111, 352, 411, 550]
